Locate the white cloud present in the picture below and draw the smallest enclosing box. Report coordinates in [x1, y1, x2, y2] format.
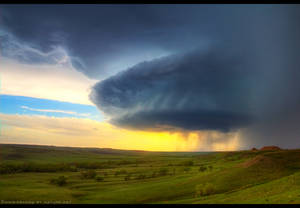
[0, 58, 98, 105]
[20, 105, 90, 117]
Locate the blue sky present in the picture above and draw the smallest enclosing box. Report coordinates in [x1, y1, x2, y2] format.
[0, 95, 103, 121]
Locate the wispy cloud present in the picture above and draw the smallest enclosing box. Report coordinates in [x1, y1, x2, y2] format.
[0, 29, 82, 68]
[20, 106, 90, 117]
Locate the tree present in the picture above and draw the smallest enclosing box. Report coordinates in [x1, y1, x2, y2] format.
[159, 168, 169, 176]
[50, 176, 67, 186]
[124, 174, 131, 181]
[182, 160, 194, 166]
[172, 168, 176, 175]
[199, 165, 207, 172]
[195, 183, 215, 197]
[136, 174, 146, 180]
[151, 171, 157, 178]
[81, 170, 97, 179]
[183, 167, 191, 173]
[95, 176, 104, 182]
[119, 169, 127, 175]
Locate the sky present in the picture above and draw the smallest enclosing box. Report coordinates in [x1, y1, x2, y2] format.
[1, 4, 300, 151]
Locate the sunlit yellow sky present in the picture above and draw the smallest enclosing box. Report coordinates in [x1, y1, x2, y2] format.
[0, 113, 241, 152]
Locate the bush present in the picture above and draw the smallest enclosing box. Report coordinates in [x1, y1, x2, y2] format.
[95, 176, 104, 182]
[115, 169, 127, 176]
[69, 165, 78, 172]
[151, 171, 157, 178]
[183, 167, 191, 173]
[199, 165, 207, 172]
[124, 174, 131, 181]
[158, 168, 169, 176]
[182, 160, 194, 166]
[81, 170, 97, 179]
[73, 161, 113, 169]
[195, 183, 215, 197]
[50, 176, 67, 186]
[118, 160, 132, 165]
[136, 174, 146, 180]
[171, 168, 176, 175]
[0, 162, 79, 174]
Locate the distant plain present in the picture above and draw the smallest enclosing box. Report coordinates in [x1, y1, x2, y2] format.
[1, 144, 300, 204]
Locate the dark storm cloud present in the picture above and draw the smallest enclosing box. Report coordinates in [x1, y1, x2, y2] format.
[0, 4, 269, 78]
[90, 48, 256, 132]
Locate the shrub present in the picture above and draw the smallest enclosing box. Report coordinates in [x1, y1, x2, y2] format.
[199, 165, 207, 172]
[151, 171, 157, 178]
[182, 160, 194, 166]
[50, 176, 67, 186]
[124, 174, 131, 181]
[195, 183, 215, 197]
[119, 169, 127, 174]
[0, 162, 77, 174]
[183, 167, 191, 173]
[81, 170, 97, 179]
[73, 161, 111, 169]
[136, 174, 146, 180]
[115, 169, 127, 176]
[158, 168, 169, 176]
[69, 165, 78, 172]
[118, 160, 132, 165]
[95, 176, 104, 182]
[172, 168, 176, 175]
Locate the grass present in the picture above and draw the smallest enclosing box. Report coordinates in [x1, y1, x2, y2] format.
[1, 143, 300, 204]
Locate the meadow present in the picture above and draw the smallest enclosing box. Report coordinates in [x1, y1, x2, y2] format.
[1, 144, 300, 204]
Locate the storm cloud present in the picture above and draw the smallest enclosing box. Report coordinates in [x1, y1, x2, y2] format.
[1, 5, 288, 79]
[90, 47, 256, 132]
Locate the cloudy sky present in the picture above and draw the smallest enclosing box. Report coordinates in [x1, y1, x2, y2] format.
[1, 4, 300, 151]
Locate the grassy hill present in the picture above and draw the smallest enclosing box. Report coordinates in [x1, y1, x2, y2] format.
[1, 144, 300, 204]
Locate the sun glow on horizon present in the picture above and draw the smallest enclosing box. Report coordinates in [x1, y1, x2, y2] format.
[0, 113, 241, 151]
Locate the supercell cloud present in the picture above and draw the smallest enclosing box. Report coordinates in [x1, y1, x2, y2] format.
[90, 47, 255, 132]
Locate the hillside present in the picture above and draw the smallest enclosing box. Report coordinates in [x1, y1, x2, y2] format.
[1, 144, 300, 204]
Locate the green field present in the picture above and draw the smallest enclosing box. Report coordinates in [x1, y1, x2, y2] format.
[1, 144, 300, 204]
